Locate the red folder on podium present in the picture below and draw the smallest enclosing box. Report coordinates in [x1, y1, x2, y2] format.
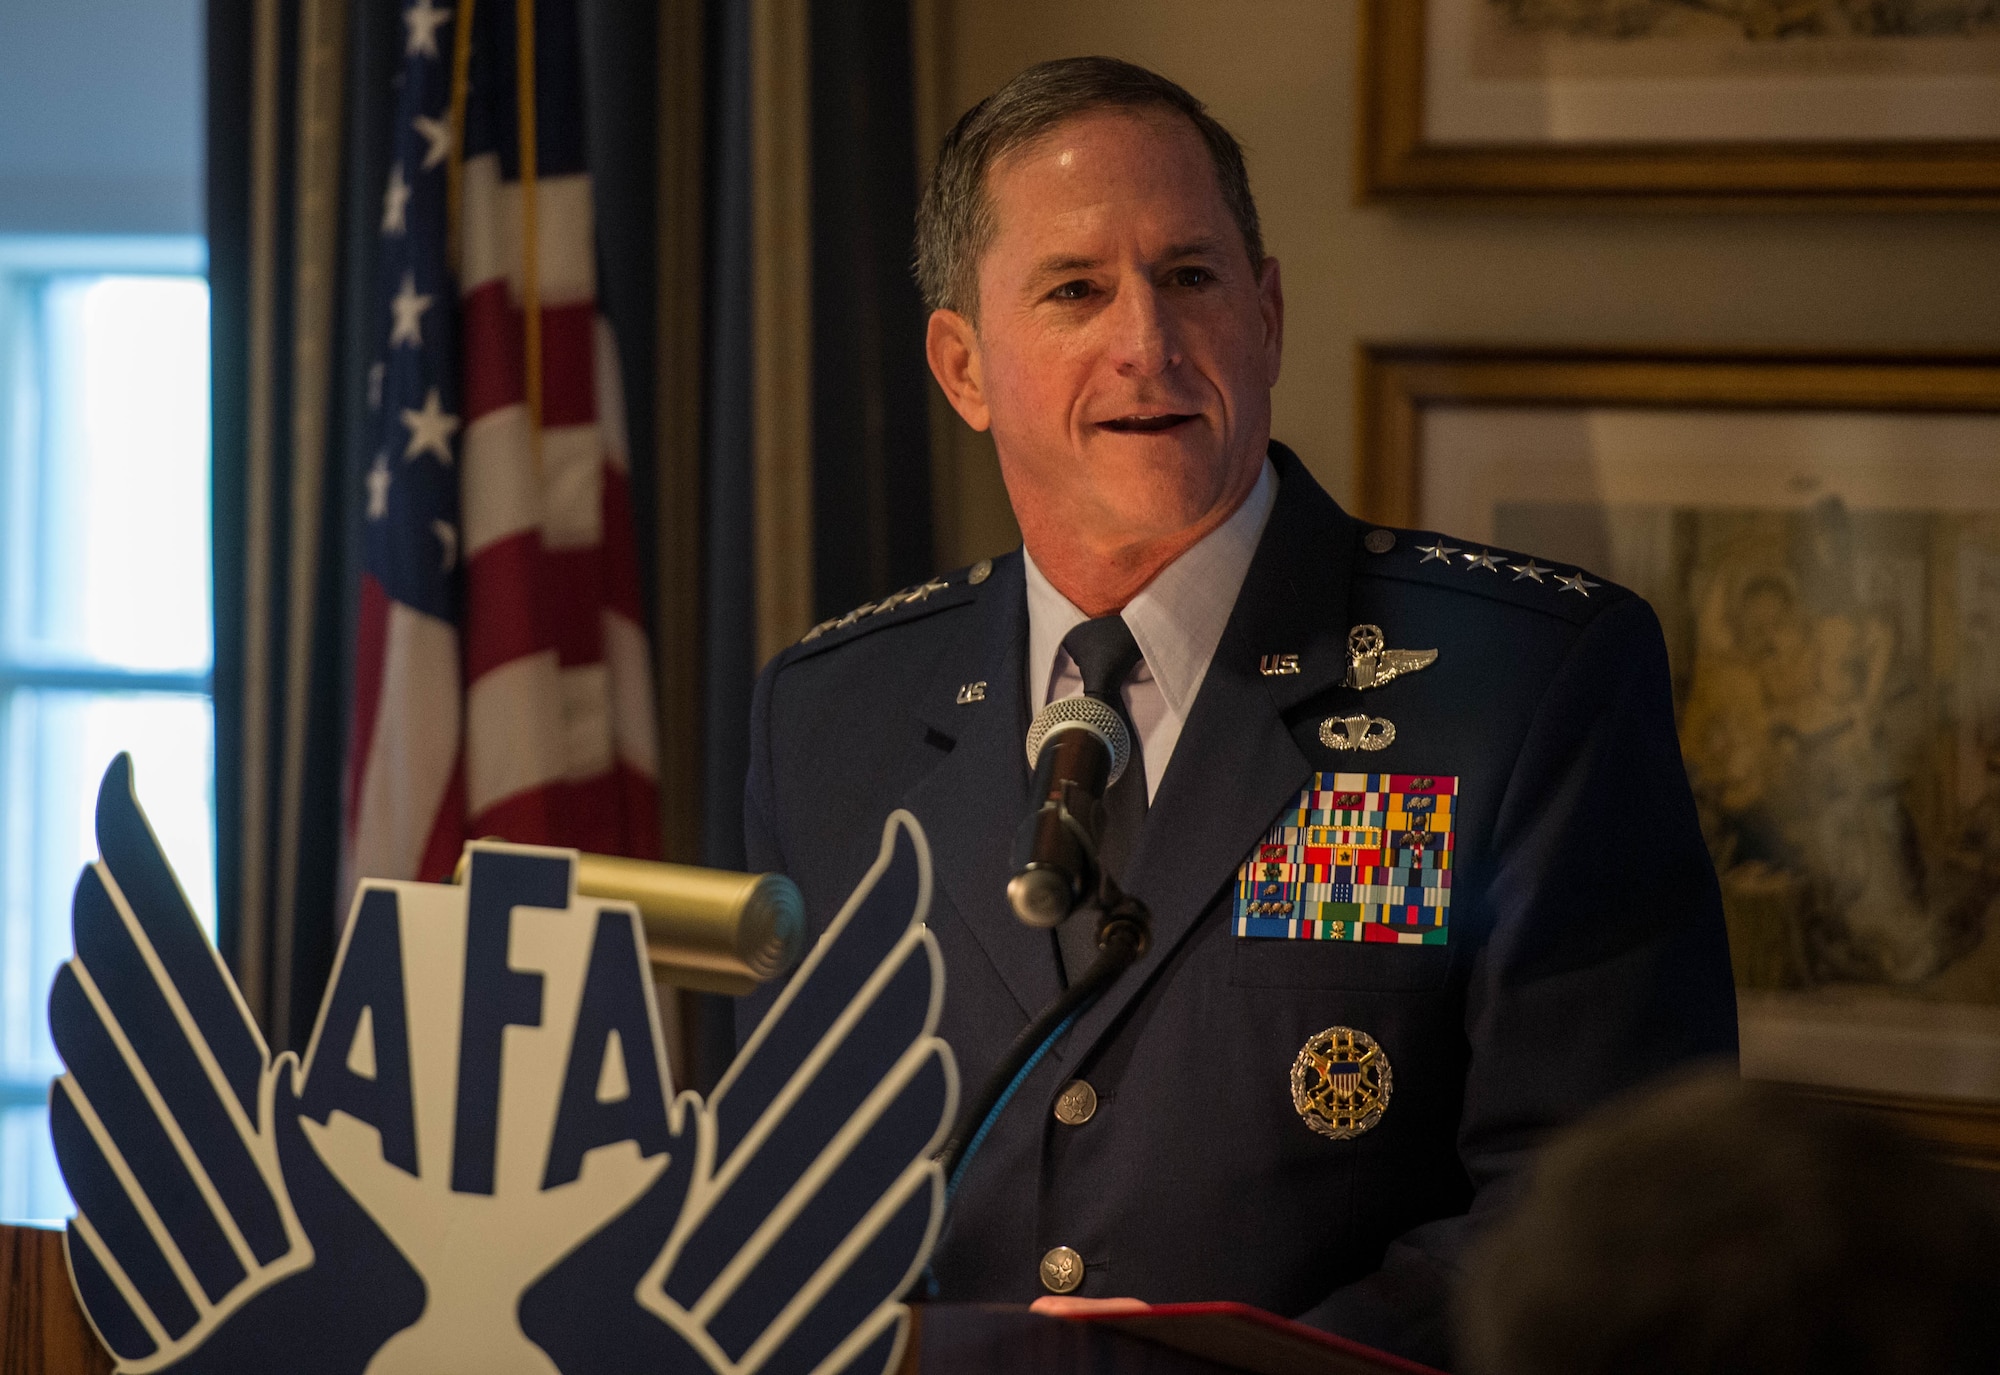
[911, 1303, 1446, 1374]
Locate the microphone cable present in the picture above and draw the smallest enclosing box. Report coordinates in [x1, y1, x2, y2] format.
[937, 883, 1151, 1201]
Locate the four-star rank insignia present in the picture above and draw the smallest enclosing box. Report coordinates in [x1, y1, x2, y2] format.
[1343, 624, 1436, 691]
[1291, 1026, 1392, 1140]
[1233, 773, 1457, 943]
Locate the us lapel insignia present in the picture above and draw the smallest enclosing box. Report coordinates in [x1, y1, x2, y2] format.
[956, 681, 987, 704]
[1292, 1026, 1392, 1140]
[1320, 714, 1395, 751]
[1259, 653, 1300, 677]
[1344, 624, 1437, 690]
[1232, 772, 1456, 943]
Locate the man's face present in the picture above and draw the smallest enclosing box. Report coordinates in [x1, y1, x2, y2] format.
[928, 109, 1282, 564]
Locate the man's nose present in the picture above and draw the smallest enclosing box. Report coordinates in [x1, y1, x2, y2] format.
[1107, 279, 1180, 377]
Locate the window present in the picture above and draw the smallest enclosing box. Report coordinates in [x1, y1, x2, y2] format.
[0, 235, 213, 1225]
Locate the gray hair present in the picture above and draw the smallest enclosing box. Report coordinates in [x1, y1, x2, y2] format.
[913, 56, 1265, 318]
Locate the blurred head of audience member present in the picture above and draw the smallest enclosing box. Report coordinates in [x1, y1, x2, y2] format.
[1458, 1067, 2000, 1375]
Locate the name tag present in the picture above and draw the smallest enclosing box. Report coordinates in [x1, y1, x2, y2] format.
[1233, 772, 1458, 945]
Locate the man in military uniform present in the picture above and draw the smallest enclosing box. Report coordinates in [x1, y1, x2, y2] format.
[739, 57, 1735, 1367]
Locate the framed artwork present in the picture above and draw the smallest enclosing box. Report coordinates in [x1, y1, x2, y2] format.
[1358, 0, 2000, 205]
[1358, 345, 2000, 1165]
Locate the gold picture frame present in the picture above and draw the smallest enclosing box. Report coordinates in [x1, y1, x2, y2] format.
[1358, 0, 2000, 207]
[1358, 344, 2000, 1167]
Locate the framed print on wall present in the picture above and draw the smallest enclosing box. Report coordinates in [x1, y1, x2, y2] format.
[1358, 0, 2000, 205]
[1358, 345, 2000, 1164]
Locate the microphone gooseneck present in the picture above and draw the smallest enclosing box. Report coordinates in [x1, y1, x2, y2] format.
[933, 698, 1156, 1204]
[1007, 696, 1131, 929]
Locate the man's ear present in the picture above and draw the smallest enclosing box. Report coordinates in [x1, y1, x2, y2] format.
[926, 308, 991, 433]
[1257, 257, 1284, 388]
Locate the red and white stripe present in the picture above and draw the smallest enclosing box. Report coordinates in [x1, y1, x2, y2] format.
[346, 151, 660, 891]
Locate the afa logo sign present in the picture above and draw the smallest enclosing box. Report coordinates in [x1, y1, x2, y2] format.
[47, 755, 956, 1374]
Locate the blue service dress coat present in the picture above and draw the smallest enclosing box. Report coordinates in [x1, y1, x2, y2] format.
[739, 444, 1738, 1368]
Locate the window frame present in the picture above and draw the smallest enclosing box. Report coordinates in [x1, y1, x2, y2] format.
[0, 233, 212, 1173]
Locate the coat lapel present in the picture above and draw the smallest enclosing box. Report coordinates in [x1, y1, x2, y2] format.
[1063, 447, 1359, 1055]
[901, 552, 1062, 1019]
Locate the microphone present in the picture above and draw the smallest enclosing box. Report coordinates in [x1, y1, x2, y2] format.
[1007, 695, 1131, 929]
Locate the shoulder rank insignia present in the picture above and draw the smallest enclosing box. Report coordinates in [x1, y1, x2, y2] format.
[800, 576, 952, 643]
[1344, 624, 1437, 690]
[1233, 772, 1456, 944]
[1292, 1026, 1391, 1140]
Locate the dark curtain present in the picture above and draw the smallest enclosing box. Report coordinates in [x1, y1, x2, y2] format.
[701, 0, 755, 886]
[808, 0, 934, 620]
[694, 0, 757, 1092]
[582, 1, 662, 631]
[692, 0, 936, 1085]
[209, 0, 360, 1051]
[209, 0, 662, 1049]
[206, 0, 257, 1024]
[700, 0, 936, 871]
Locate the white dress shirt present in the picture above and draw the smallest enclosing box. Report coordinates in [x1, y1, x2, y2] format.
[1023, 458, 1278, 801]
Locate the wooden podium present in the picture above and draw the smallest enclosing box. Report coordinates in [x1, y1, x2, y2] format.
[1, 1222, 1436, 1375]
[2, 1223, 111, 1375]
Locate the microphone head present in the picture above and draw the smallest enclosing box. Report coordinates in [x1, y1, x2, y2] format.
[1025, 694, 1131, 787]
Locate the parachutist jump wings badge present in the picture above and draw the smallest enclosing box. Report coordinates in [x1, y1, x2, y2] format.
[1343, 624, 1437, 691]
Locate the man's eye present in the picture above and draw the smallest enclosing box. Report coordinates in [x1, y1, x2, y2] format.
[1049, 279, 1093, 301]
[1169, 266, 1213, 288]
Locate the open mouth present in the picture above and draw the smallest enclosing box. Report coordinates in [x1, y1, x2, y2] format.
[1098, 413, 1197, 434]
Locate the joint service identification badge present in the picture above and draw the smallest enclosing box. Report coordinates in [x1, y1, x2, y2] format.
[1292, 1026, 1392, 1140]
[1232, 772, 1457, 944]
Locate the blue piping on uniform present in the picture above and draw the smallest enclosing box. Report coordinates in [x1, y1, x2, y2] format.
[945, 997, 1096, 1202]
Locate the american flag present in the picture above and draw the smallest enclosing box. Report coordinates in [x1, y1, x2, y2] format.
[346, 0, 660, 889]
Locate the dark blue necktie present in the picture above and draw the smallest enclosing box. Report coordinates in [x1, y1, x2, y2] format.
[1056, 615, 1148, 983]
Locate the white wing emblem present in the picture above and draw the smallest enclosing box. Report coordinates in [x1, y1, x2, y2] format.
[49, 755, 953, 1375]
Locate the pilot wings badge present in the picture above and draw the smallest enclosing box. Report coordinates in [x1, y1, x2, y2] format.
[1343, 624, 1437, 691]
[47, 754, 953, 1375]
